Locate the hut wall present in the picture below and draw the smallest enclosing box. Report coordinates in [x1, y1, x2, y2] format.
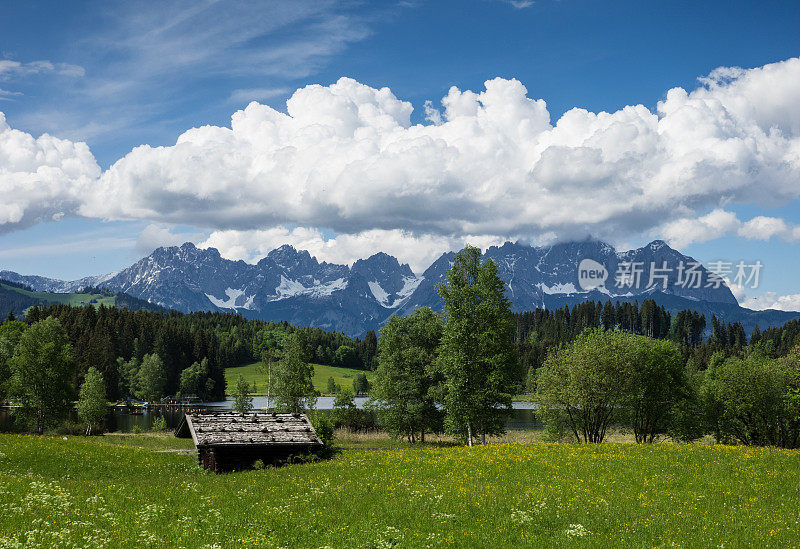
[198, 444, 316, 472]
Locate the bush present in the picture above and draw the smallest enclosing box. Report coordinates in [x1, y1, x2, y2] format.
[52, 420, 89, 436]
[326, 376, 340, 395]
[151, 416, 168, 431]
[353, 373, 370, 395]
[310, 412, 335, 449]
[701, 347, 800, 448]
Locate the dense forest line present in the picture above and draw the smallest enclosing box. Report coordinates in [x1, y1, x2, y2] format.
[3, 296, 798, 406]
[11, 304, 377, 402]
[512, 298, 798, 385]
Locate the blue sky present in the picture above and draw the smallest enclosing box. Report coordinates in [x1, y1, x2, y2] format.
[1, 0, 799, 308]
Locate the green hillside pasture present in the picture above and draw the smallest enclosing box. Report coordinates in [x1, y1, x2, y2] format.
[225, 362, 373, 395]
[0, 282, 116, 308]
[0, 435, 798, 548]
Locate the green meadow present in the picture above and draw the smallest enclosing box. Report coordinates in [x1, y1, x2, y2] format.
[1, 434, 798, 548]
[225, 362, 373, 395]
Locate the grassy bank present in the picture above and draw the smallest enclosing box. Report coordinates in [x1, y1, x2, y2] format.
[225, 362, 373, 395]
[1, 434, 799, 547]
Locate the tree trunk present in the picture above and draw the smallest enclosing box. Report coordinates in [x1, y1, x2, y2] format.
[467, 422, 473, 447]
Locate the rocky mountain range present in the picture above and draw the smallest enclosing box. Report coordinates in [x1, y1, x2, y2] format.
[2, 239, 798, 336]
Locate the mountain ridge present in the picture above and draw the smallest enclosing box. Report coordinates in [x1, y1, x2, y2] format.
[2, 239, 796, 336]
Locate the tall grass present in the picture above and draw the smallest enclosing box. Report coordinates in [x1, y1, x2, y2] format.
[0, 434, 798, 547]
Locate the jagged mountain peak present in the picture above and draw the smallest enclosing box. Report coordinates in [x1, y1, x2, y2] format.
[353, 252, 414, 277]
[3, 238, 789, 337]
[265, 244, 316, 270]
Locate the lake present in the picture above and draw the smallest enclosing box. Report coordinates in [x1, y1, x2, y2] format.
[0, 398, 540, 432]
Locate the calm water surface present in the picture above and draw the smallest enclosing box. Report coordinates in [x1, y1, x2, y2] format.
[0, 399, 538, 432]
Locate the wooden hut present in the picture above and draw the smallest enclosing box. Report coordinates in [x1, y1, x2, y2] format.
[175, 412, 322, 472]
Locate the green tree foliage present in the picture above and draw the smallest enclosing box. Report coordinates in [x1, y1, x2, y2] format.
[8, 317, 76, 434]
[326, 376, 340, 395]
[536, 329, 638, 443]
[254, 328, 285, 364]
[667, 358, 707, 443]
[369, 308, 443, 442]
[537, 329, 703, 444]
[116, 355, 140, 399]
[178, 358, 216, 400]
[332, 386, 360, 430]
[0, 319, 26, 402]
[76, 367, 108, 435]
[334, 345, 357, 368]
[436, 245, 521, 446]
[353, 373, 371, 395]
[627, 337, 690, 443]
[701, 346, 800, 448]
[232, 374, 254, 414]
[272, 332, 317, 413]
[309, 411, 335, 449]
[670, 310, 706, 348]
[135, 353, 167, 402]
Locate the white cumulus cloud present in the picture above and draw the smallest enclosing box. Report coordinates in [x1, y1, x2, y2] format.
[135, 223, 204, 256]
[738, 216, 800, 241]
[4, 57, 800, 270]
[0, 112, 100, 233]
[80, 58, 800, 249]
[658, 209, 742, 248]
[199, 227, 507, 273]
[739, 292, 800, 312]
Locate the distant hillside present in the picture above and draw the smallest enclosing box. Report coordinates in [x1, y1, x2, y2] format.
[0, 280, 161, 319]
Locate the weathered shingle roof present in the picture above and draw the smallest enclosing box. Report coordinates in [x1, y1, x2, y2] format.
[175, 412, 322, 447]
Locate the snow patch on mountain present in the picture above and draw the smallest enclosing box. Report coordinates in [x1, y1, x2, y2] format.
[206, 288, 254, 310]
[538, 282, 581, 295]
[368, 281, 390, 305]
[397, 275, 423, 298]
[270, 275, 348, 301]
[387, 276, 424, 308]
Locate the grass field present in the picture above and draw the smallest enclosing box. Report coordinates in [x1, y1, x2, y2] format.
[1, 434, 799, 548]
[225, 362, 373, 395]
[0, 282, 117, 308]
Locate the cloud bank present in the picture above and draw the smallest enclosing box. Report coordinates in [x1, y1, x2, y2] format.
[2, 57, 800, 275]
[0, 113, 99, 231]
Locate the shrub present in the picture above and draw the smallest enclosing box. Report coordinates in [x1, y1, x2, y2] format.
[353, 373, 371, 395]
[310, 412, 335, 449]
[701, 347, 800, 448]
[151, 416, 168, 431]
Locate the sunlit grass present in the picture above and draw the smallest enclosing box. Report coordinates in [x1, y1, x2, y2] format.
[225, 362, 373, 395]
[98, 432, 195, 451]
[1, 434, 798, 547]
